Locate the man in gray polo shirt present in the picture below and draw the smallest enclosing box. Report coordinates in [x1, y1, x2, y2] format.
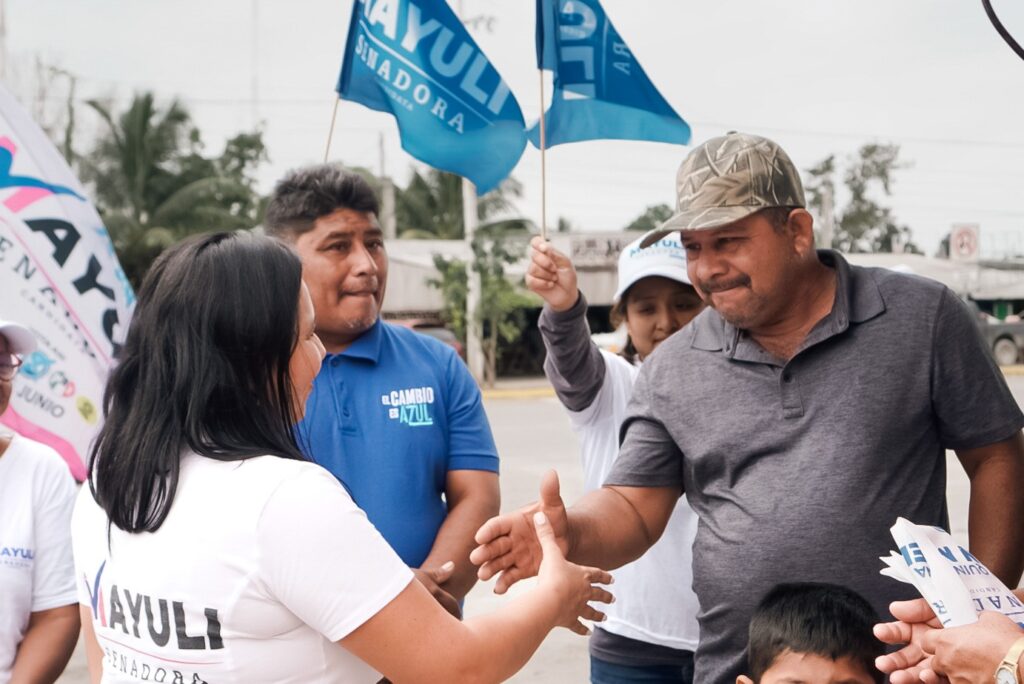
[472, 132, 1024, 683]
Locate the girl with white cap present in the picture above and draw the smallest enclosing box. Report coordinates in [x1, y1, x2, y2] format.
[0, 319, 80, 683]
[526, 234, 705, 684]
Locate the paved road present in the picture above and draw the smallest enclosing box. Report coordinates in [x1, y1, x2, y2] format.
[57, 376, 1022, 683]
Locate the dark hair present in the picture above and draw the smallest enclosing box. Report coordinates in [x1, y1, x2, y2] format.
[89, 232, 307, 533]
[762, 206, 799, 232]
[748, 582, 883, 683]
[609, 296, 639, 364]
[264, 164, 380, 241]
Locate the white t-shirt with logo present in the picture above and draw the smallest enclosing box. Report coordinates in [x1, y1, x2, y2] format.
[570, 351, 701, 651]
[71, 452, 414, 684]
[0, 434, 78, 684]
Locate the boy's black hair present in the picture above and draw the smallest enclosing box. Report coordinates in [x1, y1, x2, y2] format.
[748, 582, 884, 683]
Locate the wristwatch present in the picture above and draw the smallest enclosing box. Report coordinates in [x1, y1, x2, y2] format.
[995, 636, 1024, 684]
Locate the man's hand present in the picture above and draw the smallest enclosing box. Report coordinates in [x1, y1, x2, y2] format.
[470, 470, 569, 594]
[874, 598, 944, 684]
[525, 236, 578, 313]
[924, 611, 1024, 684]
[412, 561, 461, 618]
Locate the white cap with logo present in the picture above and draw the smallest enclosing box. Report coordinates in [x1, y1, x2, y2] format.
[0, 320, 37, 355]
[614, 236, 691, 303]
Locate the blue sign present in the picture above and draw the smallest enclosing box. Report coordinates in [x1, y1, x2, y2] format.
[530, 0, 692, 148]
[337, 0, 528, 193]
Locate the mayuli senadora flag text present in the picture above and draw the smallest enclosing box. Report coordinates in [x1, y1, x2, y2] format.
[338, 0, 527, 193]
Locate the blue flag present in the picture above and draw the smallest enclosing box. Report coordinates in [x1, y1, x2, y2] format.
[529, 0, 691, 149]
[337, 0, 527, 193]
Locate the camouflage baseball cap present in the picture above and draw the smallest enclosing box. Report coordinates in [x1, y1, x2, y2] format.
[640, 132, 806, 247]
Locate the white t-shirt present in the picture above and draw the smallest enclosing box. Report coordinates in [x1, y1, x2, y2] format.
[569, 351, 700, 650]
[71, 452, 414, 684]
[0, 434, 78, 684]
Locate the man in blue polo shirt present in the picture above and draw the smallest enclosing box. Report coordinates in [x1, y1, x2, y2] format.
[265, 165, 500, 616]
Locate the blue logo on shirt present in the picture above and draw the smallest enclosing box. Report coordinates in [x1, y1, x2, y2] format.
[381, 386, 435, 427]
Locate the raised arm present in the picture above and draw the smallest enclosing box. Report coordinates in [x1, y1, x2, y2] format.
[527, 236, 607, 412]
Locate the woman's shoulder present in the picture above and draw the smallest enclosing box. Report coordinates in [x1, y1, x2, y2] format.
[5, 434, 76, 500]
[6, 434, 68, 474]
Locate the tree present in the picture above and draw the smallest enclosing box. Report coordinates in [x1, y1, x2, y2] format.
[428, 234, 536, 386]
[396, 168, 533, 239]
[805, 144, 920, 254]
[79, 92, 268, 285]
[625, 203, 673, 232]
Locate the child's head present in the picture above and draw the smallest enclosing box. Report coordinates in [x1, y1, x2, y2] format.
[737, 582, 883, 684]
[612, 236, 704, 362]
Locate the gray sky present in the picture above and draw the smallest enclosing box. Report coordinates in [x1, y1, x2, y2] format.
[7, 0, 1024, 256]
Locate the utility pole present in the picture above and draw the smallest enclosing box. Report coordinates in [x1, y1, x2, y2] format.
[379, 132, 397, 240]
[463, 178, 484, 383]
[0, 0, 8, 83]
[820, 183, 835, 250]
[251, 0, 260, 128]
[457, 0, 485, 383]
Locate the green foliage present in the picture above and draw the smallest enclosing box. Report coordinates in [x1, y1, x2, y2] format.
[805, 144, 921, 254]
[396, 168, 532, 239]
[428, 234, 535, 386]
[625, 203, 673, 232]
[427, 254, 468, 344]
[78, 92, 268, 285]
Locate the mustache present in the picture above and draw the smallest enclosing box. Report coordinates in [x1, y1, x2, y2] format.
[341, 277, 380, 295]
[699, 275, 751, 295]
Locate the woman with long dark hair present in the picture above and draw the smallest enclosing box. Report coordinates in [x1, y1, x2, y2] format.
[71, 231, 612, 684]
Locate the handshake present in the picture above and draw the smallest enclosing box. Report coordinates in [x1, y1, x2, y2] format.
[876, 519, 1024, 683]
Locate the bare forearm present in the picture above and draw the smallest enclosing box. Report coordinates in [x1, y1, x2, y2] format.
[567, 487, 660, 569]
[423, 487, 500, 600]
[968, 450, 1024, 588]
[444, 590, 560, 683]
[11, 605, 80, 683]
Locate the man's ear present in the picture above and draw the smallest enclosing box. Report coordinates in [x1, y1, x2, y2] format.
[786, 208, 816, 258]
[737, 675, 755, 684]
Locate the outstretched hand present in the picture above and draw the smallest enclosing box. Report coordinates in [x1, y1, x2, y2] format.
[532, 510, 613, 635]
[470, 470, 570, 594]
[874, 599, 944, 684]
[923, 611, 1024, 684]
[525, 236, 579, 313]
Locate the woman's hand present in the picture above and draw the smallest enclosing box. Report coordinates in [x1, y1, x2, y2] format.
[532, 511, 614, 635]
[526, 236, 579, 313]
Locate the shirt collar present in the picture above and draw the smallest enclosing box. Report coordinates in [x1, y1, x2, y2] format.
[327, 317, 384, 364]
[690, 250, 886, 358]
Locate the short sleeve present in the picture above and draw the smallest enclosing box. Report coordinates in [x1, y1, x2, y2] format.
[31, 452, 78, 612]
[931, 288, 1024, 450]
[604, 363, 685, 491]
[443, 350, 500, 473]
[257, 466, 414, 642]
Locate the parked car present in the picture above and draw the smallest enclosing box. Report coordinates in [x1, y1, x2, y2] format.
[391, 318, 465, 360]
[965, 299, 1024, 366]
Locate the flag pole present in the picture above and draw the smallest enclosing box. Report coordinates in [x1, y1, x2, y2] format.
[323, 97, 340, 163]
[537, 69, 548, 241]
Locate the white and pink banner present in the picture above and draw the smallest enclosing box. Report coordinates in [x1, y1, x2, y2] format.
[0, 84, 134, 481]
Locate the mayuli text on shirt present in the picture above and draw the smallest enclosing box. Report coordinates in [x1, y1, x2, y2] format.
[380, 386, 436, 427]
